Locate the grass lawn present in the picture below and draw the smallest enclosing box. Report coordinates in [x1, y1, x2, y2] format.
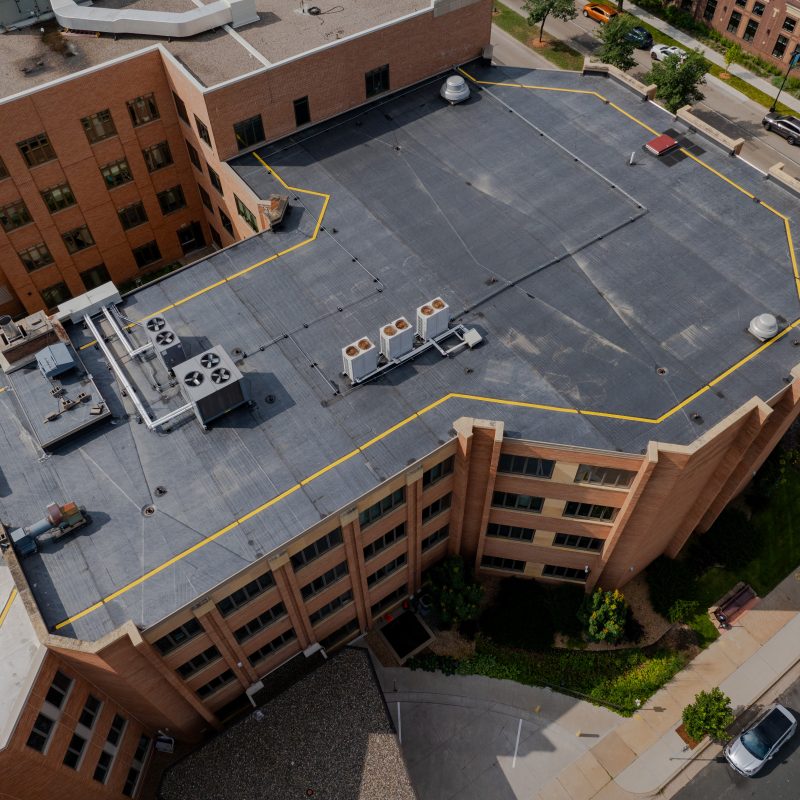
[707, 63, 794, 114]
[492, 1, 584, 71]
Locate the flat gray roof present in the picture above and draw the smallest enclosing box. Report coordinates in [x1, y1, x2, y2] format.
[3, 65, 800, 641]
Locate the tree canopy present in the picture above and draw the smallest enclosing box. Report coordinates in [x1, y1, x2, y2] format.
[523, 0, 577, 42]
[596, 14, 638, 71]
[644, 49, 707, 113]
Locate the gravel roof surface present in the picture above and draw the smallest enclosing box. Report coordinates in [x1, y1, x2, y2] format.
[159, 648, 415, 800]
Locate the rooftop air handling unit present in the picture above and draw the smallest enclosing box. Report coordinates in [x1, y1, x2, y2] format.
[342, 337, 378, 383]
[174, 346, 249, 428]
[380, 317, 414, 360]
[441, 75, 470, 105]
[416, 298, 450, 341]
[145, 316, 186, 370]
[748, 313, 778, 342]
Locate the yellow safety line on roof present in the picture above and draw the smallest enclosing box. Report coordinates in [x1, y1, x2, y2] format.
[0, 588, 17, 629]
[55, 72, 800, 631]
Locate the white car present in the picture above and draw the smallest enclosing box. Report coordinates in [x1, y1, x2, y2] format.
[723, 704, 796, 777]
[650, 44, 687, 61]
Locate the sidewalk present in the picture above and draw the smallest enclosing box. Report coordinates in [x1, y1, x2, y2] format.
[368, 565, 800, 800]
[626, 1, 800, 115]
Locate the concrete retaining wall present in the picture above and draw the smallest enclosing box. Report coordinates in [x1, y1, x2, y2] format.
[676, 105, 745, 155]
[582, 58, 656, 101]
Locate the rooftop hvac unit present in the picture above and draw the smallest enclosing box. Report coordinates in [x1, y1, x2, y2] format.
[174, 346, 249, 427]
[380, 317, 414, 360]
[145, 316, 186, 369]
[416, 297, 450, 340]
[342, 337, 378, 383]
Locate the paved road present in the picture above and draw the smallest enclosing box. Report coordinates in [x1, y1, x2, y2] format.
[492, 0, 800, 177]
[672, 675, 800, 800]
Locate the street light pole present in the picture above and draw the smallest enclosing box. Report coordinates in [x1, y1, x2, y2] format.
[771, 46, 800, 112]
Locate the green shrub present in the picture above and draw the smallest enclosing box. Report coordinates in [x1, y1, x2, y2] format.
[668, 599, 699, 624]
[426, 555, 483, 628]
[682, 687, 734, 742]
[580, 588, 629, 643]
[407, 653, 459, 675]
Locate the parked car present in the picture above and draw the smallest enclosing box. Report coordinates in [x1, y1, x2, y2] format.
[723, 704, 796, 777]
[582, 3, 619, 23]
[625, 26, 653, 49]
[762, 111, 800, 145]
[650, 44, 687, 61]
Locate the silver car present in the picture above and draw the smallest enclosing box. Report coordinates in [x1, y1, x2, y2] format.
[723, 704, 796, 776]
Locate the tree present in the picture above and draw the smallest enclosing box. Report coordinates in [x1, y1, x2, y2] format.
[579, 587, 628, 643]
[682, 687, 734, 742]
[523, 0, 577, 43]
[644, 50, 707, 113]
[596, 14, 638, 71]
[724, 42, 741, 74]
[426, 555, 484, 628]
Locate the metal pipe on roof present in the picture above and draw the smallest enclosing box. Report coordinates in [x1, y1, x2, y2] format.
[101, 306, 153, 358]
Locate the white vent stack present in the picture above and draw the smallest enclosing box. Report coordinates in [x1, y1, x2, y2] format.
[441, 75, 470, 105]
[748, 313, 778, 341]
[342, 337, 378, 382]
[416, 297, 450, 340]
[380, 317, 414, 360]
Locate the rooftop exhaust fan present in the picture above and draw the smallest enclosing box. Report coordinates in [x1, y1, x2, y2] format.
[441, 75, 470, 105]
[156, 331, 175, 346]
[200, 352, 221, 369]
[748, 313, 778, 341]
[146, 317, 167, 332]
[211, 367, 231, 384]
[145, 316, 186, 369]
[184, 371, 204, 387]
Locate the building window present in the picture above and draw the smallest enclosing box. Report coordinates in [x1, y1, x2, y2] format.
[122, 735, 151, 797]
[42, 183, 76, 213]
[486, 522, 534, 542]
[153, 617, 203, 654]
[81, 109, 116, 144]
[365, 64, 390, 98]
[157, 185, 186, 215]
[186, 140, 202, 171]
[127, 94, 159, 127]
[106, 714, 127, 747]
[421, 523, 449, 552]
[41, 282, 72, 310]
[217, 570, 275, 616]
[497, 454, 554, 478]
[491, 491, 544, 513]
[63, 732, 88, 769]
[703, 0, 717, 20]
[26, 713, 55, 752]
[727, 10, 742, 32]
[309, 590, 353, 624]
[247, 629, 297, 666]
[742, 18, 759, 40]
[421, 493, 451, 524]
[562, 501, 616, 521]
[543, 564, 588, 582]
[81, 264, 111, 290]
[17, 133, 56, 167]
[234, 195, 258, 232]
[300, 561, 349, 599]
[62, 225, 94, 254]
[176, 645, 221, 679]
[209, 225, 222, 248]
[734, 0, 746, 5]
[291, 528, 343, 570]
[774, 34, 789, 58]
[367, 553, 406, 587]
[79, 695, 102, 729]
[219, 208, 233, 236]
[0, 156, 8, 179]
[118, 201, 148, 230]
[371, 585, 407, 617]
[574, 464, 635, 488]
[196, 670, 235, 699]
[173, 92, 189, 124]
[233, 115, 265, 150]
[294, 96, 311, 127]
[142, 141, 173, 172]
[208, 165, 223, 194]
[195, 116, 212, 147]
[94, 713, 127, 782]
[93, 751, 114, 783]
[783, 16, 797, 32]
[234, 601, 286, 643]
[752, 1, 764, 14]
[480, 555, 525, 573]
[101, 159, 133, 189]
[199, 185, 213, 211]
[363, 523, 405, 560]
[359, 488, 405, 528]
[18, 242, 53, 272]
[422, 455, 454, 488]
[553, 532, 603, 551]
[0, 200, 32, 232]
[320, 618, 360, 650]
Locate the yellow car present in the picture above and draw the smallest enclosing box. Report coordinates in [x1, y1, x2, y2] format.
[582, 3, 619, 23]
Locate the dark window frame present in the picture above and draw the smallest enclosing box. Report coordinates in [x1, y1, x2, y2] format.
[497, 453, 555, 478]
[0, 199, 32, 232]
[118, 201, 149, 231]
[294, 96, 311, 127]
[363, 523, 405, 560]
[62, 225, 95, 254]
[421, 523, 449, 552]
[42, 183, 76, 213]
[422, 455, 454, 488]
[127, 93, 159, 127]
[17, 133, 56, 167]
[157, 185, 186, 215]
[291, 528, 343, 570]
[365, 64, 390, 98]
[233, 114, 265, 150]
[18, 242, 54, 272]
[101, 159, 133, 189]
[480, 555, 525, 573]
[421, 493, 451, 524]
[359, 488, 405, 528]
[142, 140, 173, 173]
[81, 109, 117, 144]
[366, 552, 407, 587]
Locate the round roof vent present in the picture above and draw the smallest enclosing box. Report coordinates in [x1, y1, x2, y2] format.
[748, 313, 778, 341]
[146, 317, 166, 332]
[200, 351, 221, 369]
[440, 75, 470, 105]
